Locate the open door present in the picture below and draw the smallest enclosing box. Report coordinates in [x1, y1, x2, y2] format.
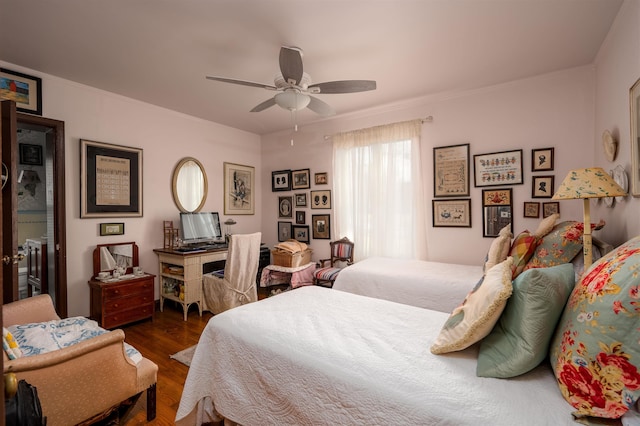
[0, 101, 67, 317]
[1, 100, 19, 303]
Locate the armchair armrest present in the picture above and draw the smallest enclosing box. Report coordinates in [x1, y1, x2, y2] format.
[4, 329, 135, 373]
[317, 258, 332, 267]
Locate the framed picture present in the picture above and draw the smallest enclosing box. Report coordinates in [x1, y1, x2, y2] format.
[272, 169, 291, 192]
[223, 162, 255, 215]
[315, 172, 328, 185]
[312, 214, 331, 239]
[278, 196, 293, 218]
[542, 202, 560, 218]
[99, 222, 125, 236]
[310, 190, 331, 209]
[532, 175, 554, 198]
[433, 143, 470, 197]
[292, 225, 310, 243]
[291, 168, 310, 189]
[531, 148, 554, 171]
[432, 199, 471, 228]
[80, 139, 143, 218]
[295, 210, 306, 224]
[19, 143, 43, 166]
[277, 221, 292, 242]
[523, 202, 540, 218]
[630, 77, 640, 197]
[0, 68, 42, 115]
[482, 188, 513, 238]
[473, 149, 523, 187]
[294, 192, 307, 207]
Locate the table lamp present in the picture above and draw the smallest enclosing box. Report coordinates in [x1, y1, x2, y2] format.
[552, 167, 627, 268]
[224, 218, 237, 243]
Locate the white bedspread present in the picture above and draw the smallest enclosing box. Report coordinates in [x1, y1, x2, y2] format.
[176, 286, 575, 426]
[333, 257, 483, 312]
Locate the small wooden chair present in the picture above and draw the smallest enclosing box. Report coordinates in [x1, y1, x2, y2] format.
[313, 237, 354, 287]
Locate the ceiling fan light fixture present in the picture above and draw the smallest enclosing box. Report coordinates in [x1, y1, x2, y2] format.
[275, 90, 310, 111]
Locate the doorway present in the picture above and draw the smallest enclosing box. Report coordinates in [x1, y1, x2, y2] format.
[1, 101, 67, 316]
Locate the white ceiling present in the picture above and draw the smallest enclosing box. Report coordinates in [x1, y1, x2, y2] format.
[0, 0, 622, 135]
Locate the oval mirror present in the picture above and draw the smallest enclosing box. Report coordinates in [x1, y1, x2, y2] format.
[172, 157, 208, 212]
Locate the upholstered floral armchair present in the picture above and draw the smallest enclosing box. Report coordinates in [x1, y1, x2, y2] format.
[2, 294, 157, 425]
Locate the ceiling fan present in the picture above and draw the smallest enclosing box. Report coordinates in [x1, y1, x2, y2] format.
[206, 46, 376, 117]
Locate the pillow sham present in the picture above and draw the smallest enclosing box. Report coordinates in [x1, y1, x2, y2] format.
[549, 236, 640, 420]
[524, 221, 588, 271]
[2, 327, 22, 360]
[533, 213, 559, 238]
[431, 257, 513, 355]
[509, 230, 539, 279]
[484, 224, 512, 273]
[476, 263, 574, 378]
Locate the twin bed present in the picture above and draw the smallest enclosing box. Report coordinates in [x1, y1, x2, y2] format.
[176, 285, 576, 425]
[176, 236, 623, 425]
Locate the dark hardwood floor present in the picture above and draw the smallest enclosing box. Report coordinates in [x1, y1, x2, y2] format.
[119, 302, 213, 425]
[118, 289, 275, 424]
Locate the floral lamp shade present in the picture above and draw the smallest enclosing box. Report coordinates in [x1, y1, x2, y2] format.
[552, 167, 627, 268]
[552, 167, 626, 200]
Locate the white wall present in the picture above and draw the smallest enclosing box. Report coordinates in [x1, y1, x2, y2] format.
[1, 60, 262, 317]
[593, 0, 640, 246]
[262, 67, 597, 264]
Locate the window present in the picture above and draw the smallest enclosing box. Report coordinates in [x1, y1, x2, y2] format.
[333, 120, 425, 260]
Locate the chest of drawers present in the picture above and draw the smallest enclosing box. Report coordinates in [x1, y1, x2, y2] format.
[88, 274, 156, 329]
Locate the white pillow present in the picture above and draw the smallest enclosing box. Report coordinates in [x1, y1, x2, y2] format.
[533, 213, 559, 238]
[484, 224, 512, 272]
[431, 257, 513, 354]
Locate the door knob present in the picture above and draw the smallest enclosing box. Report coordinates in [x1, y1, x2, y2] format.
[2, 253, 25, 265]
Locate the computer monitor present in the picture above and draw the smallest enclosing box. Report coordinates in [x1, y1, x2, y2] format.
[179, 212, 222, 245]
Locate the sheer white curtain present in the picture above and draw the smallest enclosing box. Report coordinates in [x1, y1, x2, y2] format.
[333, 119, 426, 261]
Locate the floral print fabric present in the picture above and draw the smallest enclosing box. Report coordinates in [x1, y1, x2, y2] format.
[549, 236, 640, 419]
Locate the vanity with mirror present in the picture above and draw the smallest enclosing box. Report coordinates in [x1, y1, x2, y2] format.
[88, 242, 156, 329]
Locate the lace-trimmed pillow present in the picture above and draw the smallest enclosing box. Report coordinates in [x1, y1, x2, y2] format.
[431, 257, 513, 354]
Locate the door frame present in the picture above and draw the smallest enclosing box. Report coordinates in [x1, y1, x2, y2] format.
[16, 112, 67, 317]
[1, 101, 67, 317]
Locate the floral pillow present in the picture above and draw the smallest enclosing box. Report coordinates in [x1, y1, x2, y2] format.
[524, 221, 589, 271]
[549, 236, 640, 420]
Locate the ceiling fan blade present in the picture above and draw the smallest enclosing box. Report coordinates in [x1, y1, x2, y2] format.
[307, 96, 335, 117]
[308, 80, 376, 94]
[279, 46, 303, 85]
[250, 97, 277, 112]
[206, 76, 276, 90]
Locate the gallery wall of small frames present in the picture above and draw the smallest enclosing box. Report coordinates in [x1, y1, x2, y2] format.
[272, 169, 331, 242]
[432, 144, 557, 237]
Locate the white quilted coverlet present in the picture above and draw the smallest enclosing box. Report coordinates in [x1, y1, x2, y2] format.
[333, 257, 483, 312]
[176, 286, 575, 425]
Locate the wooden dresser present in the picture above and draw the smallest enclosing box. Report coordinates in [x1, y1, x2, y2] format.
[88, 274, 156, 329]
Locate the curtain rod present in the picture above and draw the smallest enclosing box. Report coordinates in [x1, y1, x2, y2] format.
[324, 116, 433, 140]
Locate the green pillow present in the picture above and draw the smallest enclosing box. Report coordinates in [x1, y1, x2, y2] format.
[477, 263, 574, 378]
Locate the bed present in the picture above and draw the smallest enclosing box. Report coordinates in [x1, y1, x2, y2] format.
[332, 257, 483, 313]
[176, 285, 577, 425]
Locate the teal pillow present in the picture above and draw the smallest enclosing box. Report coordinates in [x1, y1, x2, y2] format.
[477, 263, 574, 378]
[549, 236, 640, 419]
[524, 221, 586, 271]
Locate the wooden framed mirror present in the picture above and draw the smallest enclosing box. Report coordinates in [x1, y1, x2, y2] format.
[92, 241, 139, 278]
[172, 157, 208, 212]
